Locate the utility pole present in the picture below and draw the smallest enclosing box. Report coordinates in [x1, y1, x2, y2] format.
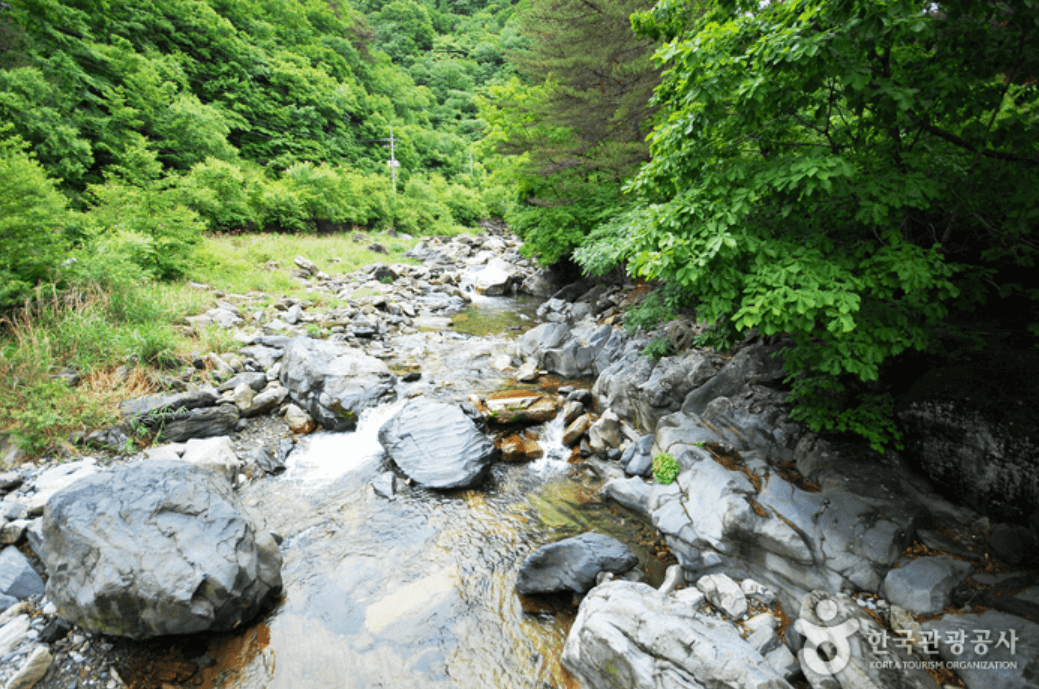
[387, 126, 399, 195]
[469, 148, 474, 176]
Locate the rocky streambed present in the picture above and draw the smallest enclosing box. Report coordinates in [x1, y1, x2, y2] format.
[0, 225, 1037, 689]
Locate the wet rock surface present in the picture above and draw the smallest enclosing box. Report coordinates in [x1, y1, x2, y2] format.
[516, 533, 639, 595]
[378, 398, 499, 489]
[279, 337, 398, 431]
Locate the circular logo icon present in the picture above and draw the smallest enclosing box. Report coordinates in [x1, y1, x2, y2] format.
[795, 598, 860, 676]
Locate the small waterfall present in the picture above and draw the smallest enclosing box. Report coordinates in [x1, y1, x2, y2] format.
[530, 413, 571, 475]
[281, 399, 407, 483]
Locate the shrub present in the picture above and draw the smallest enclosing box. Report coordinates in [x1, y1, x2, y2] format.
[652, 452, 680, 484]
[0, 137, 70, 310]
[82, 179, 203, 280]
[177, 158, 260, 231]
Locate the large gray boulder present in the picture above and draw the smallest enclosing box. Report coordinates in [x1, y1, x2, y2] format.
[516, 533, 638, 596]
[42, 460, 282, 639]
[378, 399, 497, 489]
[472, 257, 519, 296]
[562, 579, 794, 689]
[280, 337, 397, 431]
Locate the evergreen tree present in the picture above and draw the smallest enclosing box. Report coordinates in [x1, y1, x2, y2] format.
[480, 0, 662, 264]
[507, 0, 660, 180]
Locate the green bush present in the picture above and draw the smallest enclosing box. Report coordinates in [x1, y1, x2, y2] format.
[178, 158, 260, 231]
[652, 452, 680, 484]
[439, 181, 485, 227]
[0, 137, 70, 310]
[82, 179, 204, 280]
[282, 161, 350, 226]
[339, 170, 393, 228]
[253, 178, 307, 232]
[394, 177, 457, 235]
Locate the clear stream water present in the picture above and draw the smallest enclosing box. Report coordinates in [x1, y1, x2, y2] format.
[128, 297, 672, 689]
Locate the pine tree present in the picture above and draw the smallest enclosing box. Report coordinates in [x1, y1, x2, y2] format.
[506, 0, 660, 181]
[479, 0, 663, 264]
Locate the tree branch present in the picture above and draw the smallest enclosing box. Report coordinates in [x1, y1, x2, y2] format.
[914, 118, 1039, 167]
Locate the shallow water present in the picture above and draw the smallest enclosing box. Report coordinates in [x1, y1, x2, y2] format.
[448, 294, 541, 337]
[135, 297, 669, 689]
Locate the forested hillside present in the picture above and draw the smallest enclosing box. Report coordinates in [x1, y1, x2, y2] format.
[1, 0, 516, 306]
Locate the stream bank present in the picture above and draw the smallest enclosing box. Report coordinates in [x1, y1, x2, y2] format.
[0, 226, 1035, 689]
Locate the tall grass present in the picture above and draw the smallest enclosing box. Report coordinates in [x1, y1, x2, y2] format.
[0, 282, 209, 458]
[188, 231, 422, 298]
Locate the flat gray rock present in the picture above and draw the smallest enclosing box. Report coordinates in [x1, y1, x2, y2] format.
[217, 372, 268, 393]
[378, 399, 497, 489]
[562, 580, 794, 689]
[600, 477, 652, 519]
[0, 546, 44, 599]
[119, 389, 218, 420]
[516, 533, 638, 595]
[882, 556, 972, 615]
[159, 404, 240, 442]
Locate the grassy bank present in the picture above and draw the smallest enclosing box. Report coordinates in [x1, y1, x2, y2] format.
[0, 231, 422, 461]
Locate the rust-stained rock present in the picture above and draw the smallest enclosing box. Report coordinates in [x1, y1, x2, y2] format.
[484, 391, 559, 425]
[500, 434, 544, 463]
[563, 414, 594, 446]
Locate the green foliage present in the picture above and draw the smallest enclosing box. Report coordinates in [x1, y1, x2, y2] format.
[0, 68, 94, 189]
[652, 452, 680, 484]
[177, 158, 262, 231]
[503, 174, 627, 265]
[479, 0, 662, 264]
[0, 137, 70, 309]
[588, 0, 1039, 449]
[623, 290, 675, 336]
[375, 0, 436, 62]
[82, 176, 204, 280]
